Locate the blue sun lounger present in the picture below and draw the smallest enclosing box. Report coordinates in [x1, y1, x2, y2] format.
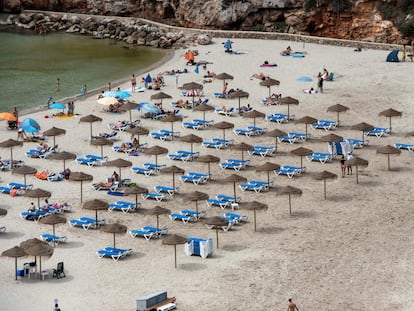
[75, 157, 99, 167]
[219, 161, 244, 171]
[247, 125, 267, 135]
[224, 212, 248, 223]
[168, 152, 192, 162]
[142, 226, 168, 236]
[41, 233, 67, 245]
[8, 182, 33, 191]
[206, 198, 230, 209]
[250, 180, 273, 189]
[131, 167, 156, 176]
[143, 163, 166, 171]
[202, 141, 224, 149]
[212, 138, 234, 146]
[180, 174, 206, 185]
[248, 145, 275, 157]
[288, 132, 310, 141]
[154, 185, 179, 196]
[216, 194, 241, 203]
[233, 128, 255, 137]
[277, 136, 297, 144]
[141, 192, 166, 202]
[306, 152, 333, 164]
[96, 247, 132, 261]
[239, 183, 265, 193]
[150, 132, 171, 141]
[346, 138, 369, 149]
[394, 143, 414, 151]
[193, 119, 214, 127]
[182, 122, 203, 130]
[129, 229, 155, 240]
[180, 209, 206, 220]
[169, 213, 195, 223]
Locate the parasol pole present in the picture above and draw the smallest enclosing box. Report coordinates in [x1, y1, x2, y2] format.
[253, 209, 257, 232]
[215, 229, 219, 249]
[289, 194, 292, 215]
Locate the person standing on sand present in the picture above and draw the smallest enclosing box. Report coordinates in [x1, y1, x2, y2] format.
[340, 155, 346, 177]
[108, 82, 112, 91]
[287, 298, 299, 311]
[347, 152, 353, 175]
[131, 74, 137, 92]
[402, 45, 406, 62]
[56, 78, 60, 93]
[317, 72, 323, 93]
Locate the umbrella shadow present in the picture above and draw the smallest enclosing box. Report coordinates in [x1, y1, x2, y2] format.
[0, 231, 26, 239]
[325, 194, 354, 202]
[256, 226, 285, 235]
[178, 262, 208, 271]
[356, 180, 383, 187]
[290, 210, 318, 218]
[220, 244, 248, 252]
[59, 241, 85, 249]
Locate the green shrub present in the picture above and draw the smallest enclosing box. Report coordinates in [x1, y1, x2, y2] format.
[304, 0, 317, 12]
[400, 20, 414, 38]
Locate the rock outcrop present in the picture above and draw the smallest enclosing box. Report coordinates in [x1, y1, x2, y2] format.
[1, 0, 405, 43]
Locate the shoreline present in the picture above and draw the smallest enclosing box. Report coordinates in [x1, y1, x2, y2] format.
[19, 48, 175, 117]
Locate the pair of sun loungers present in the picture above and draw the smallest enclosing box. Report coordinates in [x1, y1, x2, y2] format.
[154, 185, 179, 196]
[239, 180, 272, 192]
[20, 210, 51, 222]
[180, 172, 210, 185]
[248, 145, 275, 157]
[363, 127, 390, 138]
[112, 142, 148, 154]
[92, 131, 119, 140]
[0, 160, 24, 171]
[219, 159, 250, 171]
[394, 143, 414, 151]
[167, 150, 200, 162]
[0, 185, 25, 196]
[306, 152, 333, 164]
[275, 165, 306, 178]
[150, 129, 181, 141]
[346, 138, 369, 149]
[129, 226, 168, 240]
[207, 194, 241, 210]
[310, 120, 338, 131]
[234, 126, 267, 137]
[266, 113, 291, 124]
[40, 233, 67, 245]
[202, 138, 234, 150]
[182, 119, 214, 130]
[169, 210, 207, 223]
[215, 107, 236, 116]
[130, 163, 166, 176]
[8, 182, 33, 191]
[141, 192, 167, 202]
[96, 247, 133, 261]
[108, 200, 139, 213]
[25, 144, 58, 159]
[35, 171, 64, 182]
[108, 120, 141, 132]
[69, 217, 105, 230]
[75, 154, 108, 167]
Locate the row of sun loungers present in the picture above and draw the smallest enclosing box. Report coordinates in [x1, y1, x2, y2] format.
[75, 154, 108, 167]
[25, 145, 58, 159]
[92, 131, 119, 140]
[239, 180, 272, 192]
[248, 145, 275, 157]
[169, 210, 207, 223]
[112, 142, 148, 154]
[310, 119, 338, 131]
[108, 120, 141, 132]
[234, 126, 267, 137]
[96, 247, 133, 262]
[131, 163, 166, 176]
[41, 233, 67, 245]
[363, 127, 390, 138]
[154, 185, 179, 196]
[108, 200, 140, 213]
[275, 165, 306, 178]
[180, 172, 210, 185]
[0, 160, 24, 171]
[394, 143, 414, 151]
[69, 217, 106, 230]
[306, 152, 333, 164]
[266, 113, 293, 124]
[21, 204, 72, 222]
[215, 107, 236, 116]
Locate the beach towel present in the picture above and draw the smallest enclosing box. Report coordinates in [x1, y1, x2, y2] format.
[303, 89, 317, 94]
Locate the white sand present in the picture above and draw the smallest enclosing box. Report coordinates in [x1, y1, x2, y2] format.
[1, 38, 414, 311]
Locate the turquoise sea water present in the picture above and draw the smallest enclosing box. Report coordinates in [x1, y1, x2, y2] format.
[0, 27, 165, 112]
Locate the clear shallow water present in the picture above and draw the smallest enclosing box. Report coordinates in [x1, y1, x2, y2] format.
[0, 29, 165, 112]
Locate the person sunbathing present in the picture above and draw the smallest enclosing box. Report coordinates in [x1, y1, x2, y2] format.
[251, 72, 269, 80]
[280, 46, 292, 56]
[203, 71, 216, 78]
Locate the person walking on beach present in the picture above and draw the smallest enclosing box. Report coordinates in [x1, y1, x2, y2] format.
[287, 298, 299, 311]
[46, 96, 53, 108]
[107, 82, 112, 91]
[340, 155, 346, 177]
[56, 78, 60, 93]
[347, 152, 353, 175]
[131, 74, 137, 92]
[317, 72, 323, 93]
[12, 107, 18, 124]
[53, 303, 61, 311]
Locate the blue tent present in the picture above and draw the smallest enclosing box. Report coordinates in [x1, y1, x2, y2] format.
[145, 74, 152, 83]
[386, 50, 399, 62]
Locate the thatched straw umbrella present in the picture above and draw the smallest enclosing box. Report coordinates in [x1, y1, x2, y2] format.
[0, 139, 23, 164]
[376, 145, 401, 171]
[162, 234, 187, 268]
[214, 121, 234, 140]
[91, 137, 113, 158]
[0, 208, 7, 216]
[351, 122, 374, 145]
[150, 92, 173, 106]
[101, 223, 127, 248]
[83, 199, 109, 224]
[180, 134, 203, 153]
[228, 90, 249, 113]
[277, 186, 302, 215]
[118, 101, 140, 122]
[279, 96, 299, 120]
[260, 78, 280, 97]
[125, 126, 149, 142]
[1, 246, 27, 280]
[69, 172, 93, 203]
[193, 103, 215, 121]
[345, 156, 369, 184]
[320, 133, 344, 143]
[265, 128, 288, 151]
[202, 217, 229, 249]
[256, 162, 280, 186]
[290, 147, 313, 168]
[312, 171, 338, 200]
[295, 116, 318, 137]
[182, 191, 209, 214]
[12, 165, 37, 186]
[79, 114, 102, 139]
[124, 185, 148, 207]
[406, 131, 414, 137]
[326, 104, 349, 124]
[197, 155, 220, 177]
[378, 108, 402, 133]
[104, 158, 132, 180]
[20, 238, 53, 280]
[39, 214, 67, 247]
[161, 114, 183, 138]
[242, 109, 265, 127]
[160, 165, 185, 189]
[48, 151, 76, 170]
[215, 72, 234, 88]
[145, 145, 168, 166]
[24, 188, 51, 207]
[145, 206, 171, 231]
[229, 142, 254, 161]
[43, 127, 66, 148]
[239, 201, 268, 232]
[221, 174, 247, 200]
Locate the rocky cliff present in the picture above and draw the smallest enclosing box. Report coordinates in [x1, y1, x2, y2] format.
[1, 0, 406, 43]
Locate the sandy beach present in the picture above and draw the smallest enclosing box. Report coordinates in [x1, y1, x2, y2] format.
[1, 37, 414, 311]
